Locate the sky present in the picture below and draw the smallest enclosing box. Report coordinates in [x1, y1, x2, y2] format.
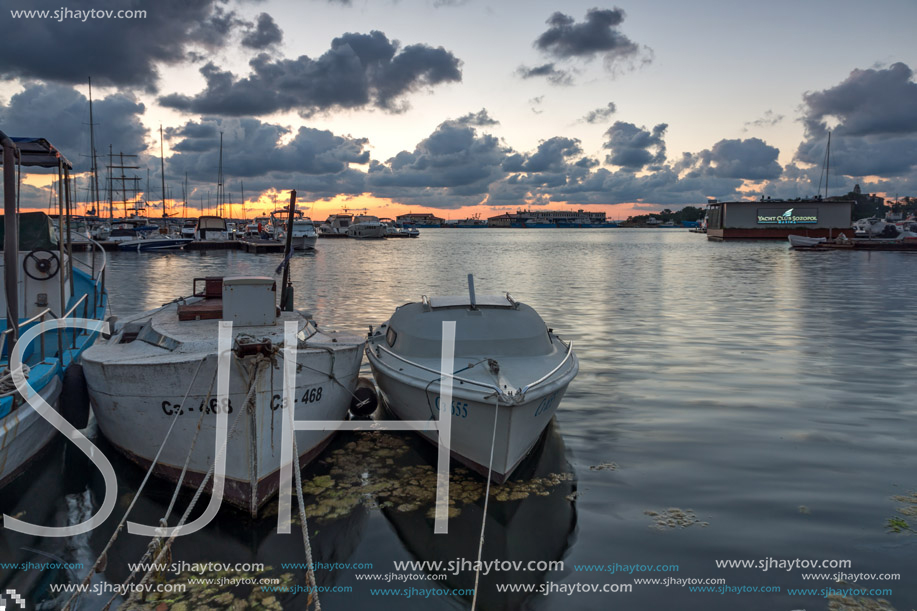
[1, 0, 916, 221]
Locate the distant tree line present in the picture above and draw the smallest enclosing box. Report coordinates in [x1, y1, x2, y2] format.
[625, 206, 705, 225]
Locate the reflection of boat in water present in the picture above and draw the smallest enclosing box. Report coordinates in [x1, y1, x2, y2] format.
[382, 420, 576, 611]
[0, 446, 75, 602]
[83, 435, 369, 610]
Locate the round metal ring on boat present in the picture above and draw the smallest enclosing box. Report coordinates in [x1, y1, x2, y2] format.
[23, 249, 60, 280]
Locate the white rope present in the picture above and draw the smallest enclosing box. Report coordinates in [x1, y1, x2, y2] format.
[292, 422, 321, 610]
[470, 397, 501, 611]
[62, 357, 209, 611]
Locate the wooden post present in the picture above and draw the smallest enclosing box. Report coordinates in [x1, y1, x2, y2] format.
[280, 190, 297, 311]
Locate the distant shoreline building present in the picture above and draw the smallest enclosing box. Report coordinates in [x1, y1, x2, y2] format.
[396, 213, 444, 227]
[488, 209, 607, 228]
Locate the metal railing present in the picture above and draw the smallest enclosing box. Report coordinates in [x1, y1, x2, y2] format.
[372, 337, 575, 403]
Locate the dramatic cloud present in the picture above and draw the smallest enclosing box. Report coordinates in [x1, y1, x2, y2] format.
[160, 31, 462, 116]
[162, 117, 370, 204]
[533, 8, 650, 73]
[603, 121, 667, 170]
[795, 62, 917, 178]
[0, 82, 147, 172]
[241, 12, 283, 49]
[516, 63, 573, 86]
[687, 138, 783, 180]
[167, 117, 368, 179]
[367, 116, 511, 209]
[582, 102, 617, 124]
[0, 0, 244, 92]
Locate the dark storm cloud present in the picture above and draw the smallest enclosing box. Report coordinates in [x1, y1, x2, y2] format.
[0, 0, 242, 92]
[241, 12, 283, 49]
[502, 137, 582, 173]
[582, 102, 617, 124]
[533, 7, 649, 71]
[603, 121, 667, 170]
[0, 82, 147, 172]
[516, 63, 573, 86]
[366, 115, 511, 209]
[686, 138, 783, 180]
[795, 62, 917, 178]
[163, 117, 369, 202]
[166, 117, 369, 180]
[159, 31, 462, 116]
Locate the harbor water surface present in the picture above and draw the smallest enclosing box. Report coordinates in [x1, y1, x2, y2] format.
[3, 228, 915, 610]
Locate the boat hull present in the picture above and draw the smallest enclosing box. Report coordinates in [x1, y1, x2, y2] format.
[292, 234, 317, 250]
[117, 238, 193, 251]
[83, 342, 363, 516]
[0, 376, 61, 488]
[368, 357, 570, 482]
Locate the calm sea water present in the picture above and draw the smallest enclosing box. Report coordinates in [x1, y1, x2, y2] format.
[2, 228, 915, 610]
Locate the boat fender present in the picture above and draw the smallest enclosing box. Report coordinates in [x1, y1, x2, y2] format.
[349, 378, 378, 418]
[102, 316, 118, 340]
[61, 363, 91, 429]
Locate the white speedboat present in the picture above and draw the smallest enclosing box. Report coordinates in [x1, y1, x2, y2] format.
[787, 234, 827, 248]
[117, 235, 193, 251]
[272, 209, 318, 250]
[347, 214, 386, 239]
[366, 278, 578, 482]
[81, 276, 365, 516]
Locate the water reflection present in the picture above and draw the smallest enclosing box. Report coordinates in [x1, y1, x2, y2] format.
[382, 420, 576, 611]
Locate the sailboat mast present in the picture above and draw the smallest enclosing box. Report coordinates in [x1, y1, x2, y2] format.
[88, 77, 101, 215]
[160, 124, 167, 218]
[218, 132, 224, 217]
[825, 131, 831, 199]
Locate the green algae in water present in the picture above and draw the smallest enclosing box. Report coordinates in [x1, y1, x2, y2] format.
[645, 507, 709, 530]
[886, 491, 917, 534]
[291, 431, 573, 523]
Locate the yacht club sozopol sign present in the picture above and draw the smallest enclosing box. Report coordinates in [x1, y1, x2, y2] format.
[756, 207, 818, 224]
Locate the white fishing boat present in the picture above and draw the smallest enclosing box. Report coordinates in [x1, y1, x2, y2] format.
[346, 214, 386, 239]
[787, 234, 827, 248]
[366, 276, 578, 482]
[0, 134, 108, 489]
[81, 274, 365, 516]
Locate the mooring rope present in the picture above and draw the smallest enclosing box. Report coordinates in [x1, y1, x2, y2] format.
[118, 355, 268, 609]
[0, 364, 29, 397]
[291, 418, 321, 610]
[470, 396, 501, 611]
[61, 357, 209, 611]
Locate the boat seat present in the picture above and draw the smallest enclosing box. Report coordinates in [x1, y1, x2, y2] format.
[177, 299, 223, 321]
